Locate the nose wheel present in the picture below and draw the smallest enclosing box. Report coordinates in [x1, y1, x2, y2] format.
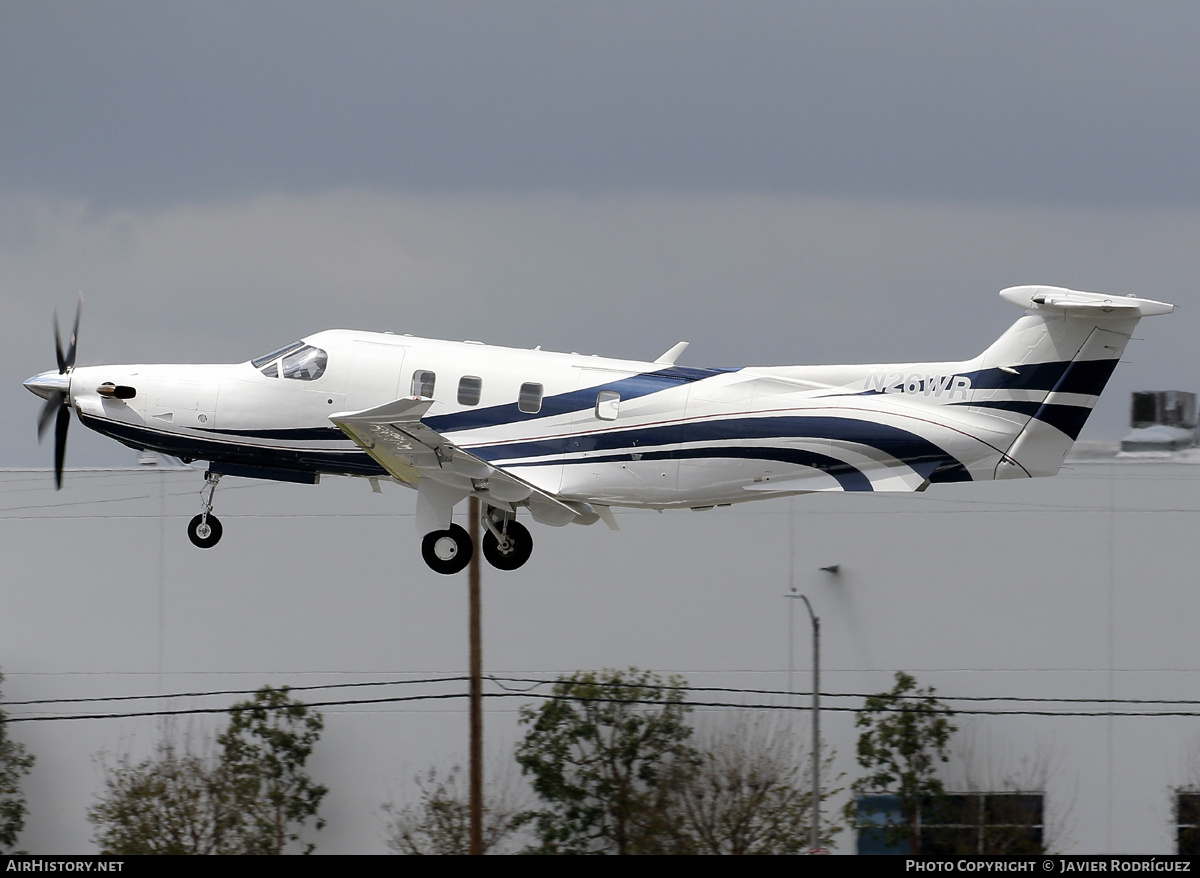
[421, 524, 473, 575]
[188, 471, 224, 549]
[188, 513, 223, 548]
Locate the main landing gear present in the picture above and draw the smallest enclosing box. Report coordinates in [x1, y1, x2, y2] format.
[420, 506, 535, 575]
[421, 524, 473, 575]
[187, 471, 223, 549]
[481, 508, 533, 571]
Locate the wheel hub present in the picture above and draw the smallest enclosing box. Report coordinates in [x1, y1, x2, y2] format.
[434, 536, 460, 561]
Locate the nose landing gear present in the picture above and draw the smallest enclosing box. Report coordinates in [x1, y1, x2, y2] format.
[187, 471, 223, 549]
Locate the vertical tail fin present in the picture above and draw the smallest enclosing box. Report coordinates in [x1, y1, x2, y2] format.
[973, 286, 1173, 478]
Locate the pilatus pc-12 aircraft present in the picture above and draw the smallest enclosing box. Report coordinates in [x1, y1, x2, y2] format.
[25, 286, 1173, 574]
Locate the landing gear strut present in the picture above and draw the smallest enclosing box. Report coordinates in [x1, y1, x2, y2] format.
[421, 523, 473, 575]
[188, 471, 223, 549]
[481, 507, 533, 571]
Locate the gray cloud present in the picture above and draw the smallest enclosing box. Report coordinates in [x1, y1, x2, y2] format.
[4, 2, 1200, 207]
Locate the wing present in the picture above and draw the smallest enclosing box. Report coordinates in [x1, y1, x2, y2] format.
[330, 398, 605, 531]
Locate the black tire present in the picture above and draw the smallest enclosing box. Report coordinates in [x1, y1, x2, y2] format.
[187, 513, 223, 549]
[421, 523, 473, 575]
[482, 520, 533, 571]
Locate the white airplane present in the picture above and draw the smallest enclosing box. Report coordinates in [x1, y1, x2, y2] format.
[24, 286, 1173, 574]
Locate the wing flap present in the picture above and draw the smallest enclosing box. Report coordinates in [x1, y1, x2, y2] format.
[330, 398, 592, 528]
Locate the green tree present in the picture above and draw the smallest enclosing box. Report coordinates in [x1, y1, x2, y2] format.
[0, 671, 35, 853]
[89, 686, 327, 855]
[515, 668, 698, 854]
[89, 734, 241, 855]
[848, 671, 957, 854]
[383, 764, 522, 855]
[676, 721, 842, 855]
[218, 686, 327, 854]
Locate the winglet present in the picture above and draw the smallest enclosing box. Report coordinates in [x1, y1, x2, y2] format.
[654, 341, 689, 365]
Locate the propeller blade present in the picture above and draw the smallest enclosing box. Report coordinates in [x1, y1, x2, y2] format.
[36, 391, 63, 441]
[41, 297, 80, 487]
[54, 403, 69, 490]
[64, 296, 81, 372]
[54, 310, 66, 374]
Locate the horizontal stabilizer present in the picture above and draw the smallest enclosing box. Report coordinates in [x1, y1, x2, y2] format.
[999, 286, 1174, 319]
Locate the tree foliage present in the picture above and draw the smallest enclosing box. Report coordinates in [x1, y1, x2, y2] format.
[218, 686, 327, 854]
[515, 668, 697, 854]
[676, 721, 841, 855]
[0, 671, 35, 853]
[514, 669, 842, 855]
[89, 686, 327, 855]
[89, 734, 241, 855]
[383, 764, 522, 855]
[848, 671, 957, 854]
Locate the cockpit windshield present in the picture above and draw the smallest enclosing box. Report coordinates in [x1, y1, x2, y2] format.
[252, 342, 328, 381]
[252, 342, 304, 369]
[281, 345, 327, 380]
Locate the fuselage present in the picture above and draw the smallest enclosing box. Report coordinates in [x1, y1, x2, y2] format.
[26, 286, 1173, 572]
[56, 328, 1034, 509]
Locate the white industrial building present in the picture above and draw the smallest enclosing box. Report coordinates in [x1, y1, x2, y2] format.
[3, 409, 1200, 854]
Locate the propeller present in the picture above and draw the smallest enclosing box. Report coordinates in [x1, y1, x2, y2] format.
[24, 297, 81, 490]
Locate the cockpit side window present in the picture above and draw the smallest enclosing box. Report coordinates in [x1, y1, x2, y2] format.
[252, 341, 304, 369]
[260, 361, 279, 378]
[281, 346, 328, 380]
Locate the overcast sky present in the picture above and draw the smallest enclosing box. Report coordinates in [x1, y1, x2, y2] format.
[4, 1, 1200, 466]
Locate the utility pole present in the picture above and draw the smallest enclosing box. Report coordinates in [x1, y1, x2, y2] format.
[468, 496, 483, 855]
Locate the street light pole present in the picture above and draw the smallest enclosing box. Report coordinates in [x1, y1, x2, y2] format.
[786, 587, 821, 852]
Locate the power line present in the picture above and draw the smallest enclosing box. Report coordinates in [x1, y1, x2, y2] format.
[0, 676, 468, 708]
[8, 683, 1200, 726]
[8, 674, 1200, 712]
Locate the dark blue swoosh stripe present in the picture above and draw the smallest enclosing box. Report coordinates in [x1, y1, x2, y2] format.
[858, 359, 1118, 397]
[79, 414, 386, 477]
[965, 400, 1094, 440]
[544, 446, 875, 492]
[425, 366, 736, 433]
[197, 426, 347, 441]
[476, 416, 971, 483]
[965, 358, 1118, 395]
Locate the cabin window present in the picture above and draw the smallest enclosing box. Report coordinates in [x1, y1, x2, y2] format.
[251, 341, 304, 369]
[595, 390, 621, 420]
[458, 376, 482, 406]
[411, 370, 436, 398]
[518, 382, 543, 414]
[281, 346, 328, 381]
